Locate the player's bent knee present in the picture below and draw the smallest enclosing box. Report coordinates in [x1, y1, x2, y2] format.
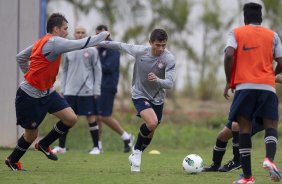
[146, 121, 158, 131]
[217, 130, 231, 142]
[24, 132, 38, 142]
[63, 114, 78, 127]
[70, 115, 78, 125]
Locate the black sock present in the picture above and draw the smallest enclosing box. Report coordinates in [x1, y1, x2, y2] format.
[264, 128, 278, 161]
[239, 133, 252, 178]
[58, 130, 68, 148]
[134, 123, 151, 151]
[212, 139, 227, 166]
[141, 138, 152, 151]
[232, 131, 240, 163]
[39, 121, 71, 147]
[8, 135, 32, 163]
[89, 122, 99, 148]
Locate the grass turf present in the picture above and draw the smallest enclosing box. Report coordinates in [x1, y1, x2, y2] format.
[0, 142, 281, 184]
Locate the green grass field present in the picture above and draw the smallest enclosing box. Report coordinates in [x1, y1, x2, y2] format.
[1, 109, 282, 184]
[0, 145, 281, 184]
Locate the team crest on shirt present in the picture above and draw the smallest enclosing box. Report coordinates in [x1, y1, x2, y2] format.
[31, 122, 37, 128]
[102, 50, 107, 57]
[156, 60, 165, 69]
[84, 52, 89, 58]
[144, 101, 150, 106]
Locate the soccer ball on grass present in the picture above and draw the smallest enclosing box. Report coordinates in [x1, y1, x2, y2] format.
[182, 154, 203, 174]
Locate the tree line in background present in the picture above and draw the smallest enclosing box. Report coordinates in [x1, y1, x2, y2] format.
[49, 0, 282, 105]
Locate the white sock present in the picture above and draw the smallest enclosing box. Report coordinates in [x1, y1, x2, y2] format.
[121, 132, 130, 140]
[98, 141, 102, 150]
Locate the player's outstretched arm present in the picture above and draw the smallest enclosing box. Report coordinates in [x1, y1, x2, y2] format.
[98, 41, 144, 57]
[53, 31, 110, 55]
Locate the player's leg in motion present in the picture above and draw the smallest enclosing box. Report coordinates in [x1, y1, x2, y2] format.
[203, 126, 231, 172]
[5, 89, 74, 170]
[52, 120, 68, 154]
[262, 118, 281, 182]
[5, 129, 38, 171]
[129, 108, 158, 172]
[36, 107, 77, 160]
[218, 122, 241, 172]
[234, 116, 254, 183]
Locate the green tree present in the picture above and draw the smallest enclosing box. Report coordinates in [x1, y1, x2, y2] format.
[49, 0, 236, 103]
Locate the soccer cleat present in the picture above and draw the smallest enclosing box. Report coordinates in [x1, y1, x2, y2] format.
[263, 157, 281, 182]
[35, 143, 58, 161]
[129, 149, 142, 172]
[5, 158, 25, 171]
[233, 175, 255, 184]
[202, 163, 219, 172]
[218, 160, 241, 172]
[89, 147, 101, 155]
[52, 146, 67, 154]
[123, 134, 135, 153]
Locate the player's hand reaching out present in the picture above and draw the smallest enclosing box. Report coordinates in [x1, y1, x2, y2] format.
[148, 72, 157, 82]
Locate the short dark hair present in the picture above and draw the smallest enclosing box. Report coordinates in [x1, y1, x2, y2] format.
[46, 13, 68, 33]
[150, 29, 168, 42]
[96, 25, 108, 31]
[243, 2, 262, 25]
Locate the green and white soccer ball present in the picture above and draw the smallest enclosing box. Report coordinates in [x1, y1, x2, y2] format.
[182, 154, 204, 174]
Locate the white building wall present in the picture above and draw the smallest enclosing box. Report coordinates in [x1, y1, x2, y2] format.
[0, 0, 40, 147]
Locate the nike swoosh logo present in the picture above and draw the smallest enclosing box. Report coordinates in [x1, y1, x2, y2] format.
[241, 153, 250, 157]
[243, 45, 259, 51]
[39, 145, 50, 155]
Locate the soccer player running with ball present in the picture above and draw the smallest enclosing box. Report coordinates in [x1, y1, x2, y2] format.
[5, 13, 109, 171]
[98, 29, 175, 172]
[224, 3, 282, 183]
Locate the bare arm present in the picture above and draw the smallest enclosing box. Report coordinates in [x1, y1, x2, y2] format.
[274, 57, 282, 76]
[224, 47, 235, 99]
